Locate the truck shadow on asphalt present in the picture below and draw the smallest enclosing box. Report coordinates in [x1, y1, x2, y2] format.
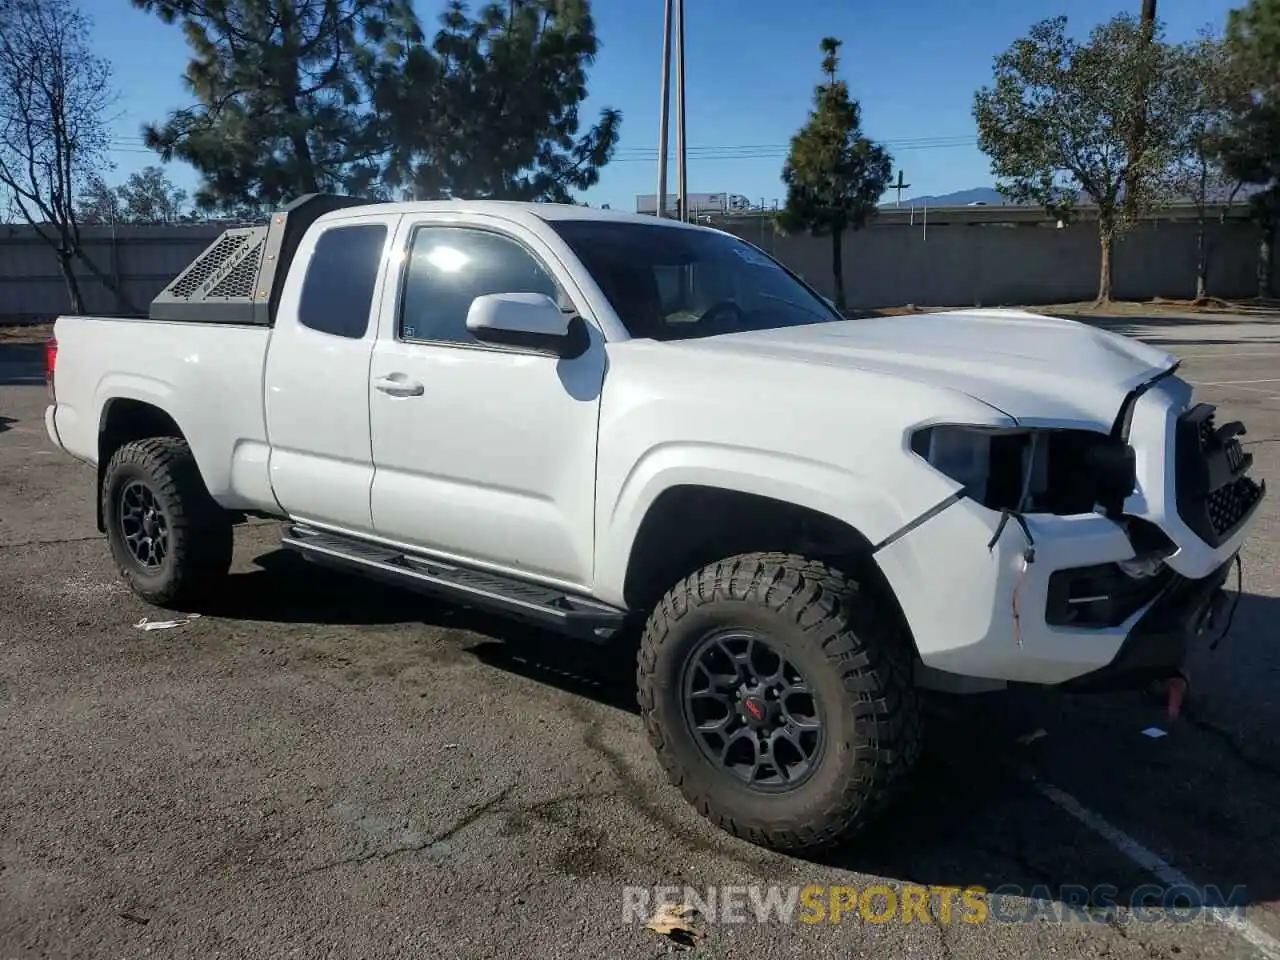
[192, 549, 1280, 913]
[186, 549, 644, 713]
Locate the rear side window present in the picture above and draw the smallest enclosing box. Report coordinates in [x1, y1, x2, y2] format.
[298, 223, 387, 339]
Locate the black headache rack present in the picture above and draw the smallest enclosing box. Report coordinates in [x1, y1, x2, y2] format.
[147, 193, 376, 326]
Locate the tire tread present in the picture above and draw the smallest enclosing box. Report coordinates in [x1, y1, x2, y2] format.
[102, 437, 233, 606]
[636, 551, 922, 852]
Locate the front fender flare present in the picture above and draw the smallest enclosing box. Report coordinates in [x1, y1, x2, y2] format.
[593, 442, 920, 608]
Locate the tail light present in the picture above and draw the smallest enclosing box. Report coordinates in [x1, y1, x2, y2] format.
[45, 337, 57, 400]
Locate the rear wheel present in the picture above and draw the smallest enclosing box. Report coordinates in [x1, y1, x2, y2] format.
[636, 552, 922, 851]
[102, 437, 233, 606]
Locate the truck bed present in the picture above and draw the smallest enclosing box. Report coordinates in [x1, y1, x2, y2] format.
[48, 315, 277, 513]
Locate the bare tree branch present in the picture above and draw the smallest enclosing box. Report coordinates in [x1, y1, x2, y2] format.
[0, 0, 138, 313]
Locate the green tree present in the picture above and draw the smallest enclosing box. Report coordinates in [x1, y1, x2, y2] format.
[0, 0, 131, 312]
[116, 165, 190, 222]
[78, 167, 189, 223]
[370, 0, 621, 201]
[1217, 0, 1280, 298]
[974, 15, 1185, 304]
[777, 37, 892, 311]
[133, 0, 419, 213]
[1165, 32, 1250, 301]
[76, 175, 123, 226]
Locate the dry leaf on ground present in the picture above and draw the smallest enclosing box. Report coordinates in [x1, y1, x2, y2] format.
[646, 903, 703, 947]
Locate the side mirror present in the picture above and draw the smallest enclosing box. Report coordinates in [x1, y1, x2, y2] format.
[465, 292, 587, 358]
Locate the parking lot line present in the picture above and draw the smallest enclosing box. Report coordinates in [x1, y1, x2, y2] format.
[1180, 352, 1280, 359]
[1035, 780, 1280, 959]
[1199, 383, 1280, 400]
[1193, 379, 1280, 386]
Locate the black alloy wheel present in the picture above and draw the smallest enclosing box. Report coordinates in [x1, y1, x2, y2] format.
[117, 479, 170, 571]
[681, 627, 824, 792]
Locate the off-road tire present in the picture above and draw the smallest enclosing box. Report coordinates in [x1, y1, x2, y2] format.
[102, 437, 233, 607]
[636, 552, 922, 852]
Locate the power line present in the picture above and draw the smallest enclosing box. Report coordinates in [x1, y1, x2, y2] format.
[105, 136, 980, 162]
[107, 134, 976, 150]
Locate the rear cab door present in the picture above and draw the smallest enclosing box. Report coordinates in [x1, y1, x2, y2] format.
[264, 210, 401, 534]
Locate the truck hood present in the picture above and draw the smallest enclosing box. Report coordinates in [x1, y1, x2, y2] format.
[672, 309, 1178, 429]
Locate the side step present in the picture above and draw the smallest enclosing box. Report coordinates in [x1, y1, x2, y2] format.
[280, 525, 628, 642]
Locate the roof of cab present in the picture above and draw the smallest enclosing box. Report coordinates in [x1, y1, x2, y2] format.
[314, 199, 711, 231]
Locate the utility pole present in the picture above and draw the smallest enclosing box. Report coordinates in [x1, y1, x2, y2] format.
[656, 0, 673, 217]
[674, 0, 687, 223]
[1123, 0, 1157, 219]
[891, 170, 912, 207]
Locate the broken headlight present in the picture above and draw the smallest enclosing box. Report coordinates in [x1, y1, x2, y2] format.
[910, 424, 1137, 517]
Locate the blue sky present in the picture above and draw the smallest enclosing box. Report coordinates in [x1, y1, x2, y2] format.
[90, 0, 1239, 210]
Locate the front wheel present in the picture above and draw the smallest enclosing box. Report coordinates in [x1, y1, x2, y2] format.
[102, 437, 233, 606]
[636, 552, 922, 852]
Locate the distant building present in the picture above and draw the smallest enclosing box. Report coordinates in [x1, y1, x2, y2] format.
[634, 193, 751, 215]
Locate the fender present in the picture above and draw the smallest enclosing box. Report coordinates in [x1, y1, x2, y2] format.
[93, 371, 275, 513]
[94, 373, 208, 470]
[593, 440, 916, 607]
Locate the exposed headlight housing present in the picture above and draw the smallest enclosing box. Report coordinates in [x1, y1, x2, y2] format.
[1116, 554, 1165, 579]
[911, 425, 998, 504]
[911, 424, 1137, 517]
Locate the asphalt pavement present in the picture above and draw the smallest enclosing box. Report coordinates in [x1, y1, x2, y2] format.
[1, 313, 1278, 959]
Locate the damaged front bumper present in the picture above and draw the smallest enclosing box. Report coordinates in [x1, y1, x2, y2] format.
[1061, 556, 1235, 691]
[874, 372, 1263, 690]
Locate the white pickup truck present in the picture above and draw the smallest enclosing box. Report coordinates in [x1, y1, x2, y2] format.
[45, 195, 1264, 851]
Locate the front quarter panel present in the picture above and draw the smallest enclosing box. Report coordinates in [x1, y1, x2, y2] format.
[591, 339, 1011, 606]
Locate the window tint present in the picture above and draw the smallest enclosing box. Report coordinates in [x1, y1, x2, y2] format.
[400, 227, 561, 344]
[298, 223, 387, 339]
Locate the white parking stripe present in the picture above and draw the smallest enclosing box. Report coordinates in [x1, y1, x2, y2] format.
[1179, 352, 1280, 359]
[1197, 383, 1280, 399]
[1036, 781, 1280, 959]
[1193, 379, 1280, 386]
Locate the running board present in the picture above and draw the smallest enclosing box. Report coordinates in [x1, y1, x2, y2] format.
[280, 525, 627, 642]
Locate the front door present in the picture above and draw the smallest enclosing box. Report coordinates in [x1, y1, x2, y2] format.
[367, 218, 607, 588]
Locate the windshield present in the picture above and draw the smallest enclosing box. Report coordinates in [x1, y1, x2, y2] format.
[548, 219, 843, 341]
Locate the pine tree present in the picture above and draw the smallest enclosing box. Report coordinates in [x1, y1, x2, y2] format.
[778, 38, 891, 311]
[133, 0, 419, 213]
[370, 0, 621, 201]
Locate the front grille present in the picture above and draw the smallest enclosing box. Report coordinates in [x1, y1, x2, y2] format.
[1175, 404, 1264, 546]
[1206, 474, 1263, 535]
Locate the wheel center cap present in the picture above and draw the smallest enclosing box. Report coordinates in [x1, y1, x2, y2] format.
[740, 694, 775, 728]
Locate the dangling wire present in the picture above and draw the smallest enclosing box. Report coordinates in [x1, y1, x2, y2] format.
[1011, 556, 1030, 648]
[988, 508, 1036, 649]
[987, 436, 1041, 649]
[1208, 553, 1244, 653]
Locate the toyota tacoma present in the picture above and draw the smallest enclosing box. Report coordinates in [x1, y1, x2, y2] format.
[44, 195, 1265, 851]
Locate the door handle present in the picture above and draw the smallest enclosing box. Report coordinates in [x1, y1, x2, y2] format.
[374, 374, 425, 397]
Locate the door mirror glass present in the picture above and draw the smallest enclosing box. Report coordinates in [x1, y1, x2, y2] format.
[465, 292, 584, 357]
